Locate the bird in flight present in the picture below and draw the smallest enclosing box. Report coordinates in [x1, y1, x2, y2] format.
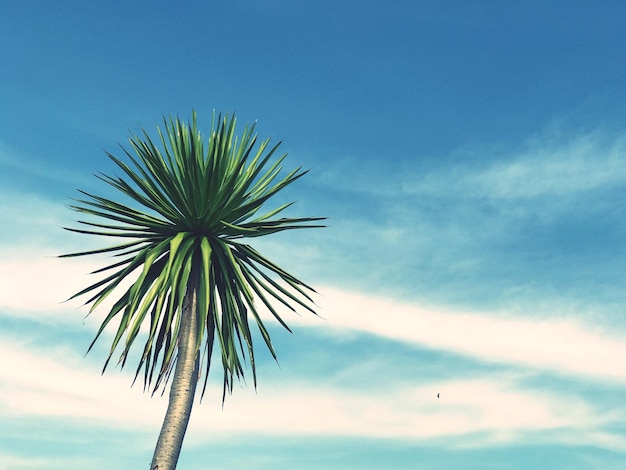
[437, 393, 440, 398]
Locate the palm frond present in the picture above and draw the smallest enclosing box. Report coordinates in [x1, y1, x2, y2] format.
[62, 110, 325, 399]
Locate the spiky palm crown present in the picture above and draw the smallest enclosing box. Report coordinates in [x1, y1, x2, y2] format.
[62, 111, 324, 398]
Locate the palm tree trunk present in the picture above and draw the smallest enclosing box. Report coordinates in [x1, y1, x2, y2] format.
[150, 268, 201, 470]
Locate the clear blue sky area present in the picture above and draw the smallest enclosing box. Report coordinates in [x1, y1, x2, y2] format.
[2, 1, 626, 469]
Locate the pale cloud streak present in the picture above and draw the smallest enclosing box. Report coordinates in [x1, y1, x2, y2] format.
[3, 251, 626, 385]
[0, 339, 160, 429]
[2, 246, 625, 457]
[0, 453, 84, 470]
[404, 129, 626, 201]
[0, 251, 94, 320]
[297, 287, 626, 384]
[1, 338, 621, 452]
[0, 140, 89, 188]
[3, 252, 624, 448]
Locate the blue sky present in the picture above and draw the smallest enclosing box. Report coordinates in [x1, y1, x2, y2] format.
[2, 1, 626, 468]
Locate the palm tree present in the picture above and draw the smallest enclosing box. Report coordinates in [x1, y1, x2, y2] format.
[61, 111, 324, 469]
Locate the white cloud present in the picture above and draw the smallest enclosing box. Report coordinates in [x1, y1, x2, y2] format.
[266, 287, 626, 384]
[0, 251, 96, 319]
[185, 376, 603, 446]
[296, 287, 626, 384]
[0, 338, 620, 452]
[1, 251, 625, 454]
[0, 140, 88, 188]
[0, 339, 161, 429]
[2, 261, 625, 450]
[4, 250, 626, 386]
[404, 129, 626, 201]
[0, 453, 54, 470]
[308, 127, 626, 208]
[466, 132, 626, 199]
[0, 453, 95, 470]
[0, 193, 67, 244]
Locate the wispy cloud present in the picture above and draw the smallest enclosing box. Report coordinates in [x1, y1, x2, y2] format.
[308, 125, 626, 201]
[0, 339, 161, 428]
[4, 249, 626, 385]
[0, 251, 95, 319]
[299, 287, 626, 384]
[2, 337, 622, 453]
[403, 128, 626, 203]
[2, 244, 626, 460]
[186, 375, 606, 445]
[0, 452, 99, 470]
[0, 140, 88, 189]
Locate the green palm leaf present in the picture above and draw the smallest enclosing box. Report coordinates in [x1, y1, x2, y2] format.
[61, 110, 325, 399]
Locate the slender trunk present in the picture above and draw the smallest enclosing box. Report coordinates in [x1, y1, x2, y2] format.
[150, 268, 201, 470]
